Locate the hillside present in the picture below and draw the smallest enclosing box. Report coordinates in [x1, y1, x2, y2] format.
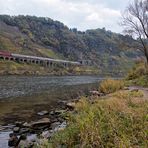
[0, 15, 141, 75]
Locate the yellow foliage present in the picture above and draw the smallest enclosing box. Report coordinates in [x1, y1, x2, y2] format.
[99, 79, 124, 94]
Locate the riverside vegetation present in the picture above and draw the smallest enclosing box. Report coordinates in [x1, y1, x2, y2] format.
[0, 60, 99, 75]
[0, 14, 147, 147]
[126, 62, 148, 87]
[0, 15, 141, 75]
[37, 63, 148, 148]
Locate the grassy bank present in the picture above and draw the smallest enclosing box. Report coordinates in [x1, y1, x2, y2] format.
[38, 79, 148, 147]
[0, 60, 99, 76]
[126, 62, 148, 87]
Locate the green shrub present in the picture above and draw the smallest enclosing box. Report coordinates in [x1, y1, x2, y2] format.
[127, 63, 147, 80]
[125, 62, 148, 87]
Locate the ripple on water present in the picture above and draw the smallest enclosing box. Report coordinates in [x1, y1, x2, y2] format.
[0, 75, 103, 99]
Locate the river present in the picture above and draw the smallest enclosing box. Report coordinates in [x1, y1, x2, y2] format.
[0, 75, 104, 147]
[0, 75, 104, 124]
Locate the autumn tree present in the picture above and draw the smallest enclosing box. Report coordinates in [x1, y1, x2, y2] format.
[121, 0, 148, 64]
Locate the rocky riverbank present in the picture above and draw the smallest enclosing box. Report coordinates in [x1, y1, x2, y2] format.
[0, 97, 81, 147]
[1, 82, 147, 147]
[0, 87, 104, 148]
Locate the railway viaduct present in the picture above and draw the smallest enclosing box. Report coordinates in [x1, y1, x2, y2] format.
[0, 52, 89, 67]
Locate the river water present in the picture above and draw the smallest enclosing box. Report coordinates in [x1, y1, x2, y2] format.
[0, 75, 104, 124]
[0, 75, 104, 147]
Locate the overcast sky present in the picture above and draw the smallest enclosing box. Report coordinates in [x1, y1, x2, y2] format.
[0, 0, 131, 33]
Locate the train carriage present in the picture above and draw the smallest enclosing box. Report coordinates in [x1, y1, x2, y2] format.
[0, 51, 12, 57]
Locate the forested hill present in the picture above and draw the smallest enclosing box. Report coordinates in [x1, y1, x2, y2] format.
[0, 15, 140, 75]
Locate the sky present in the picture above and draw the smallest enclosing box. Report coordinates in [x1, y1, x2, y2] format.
[0, 0, 131, 33]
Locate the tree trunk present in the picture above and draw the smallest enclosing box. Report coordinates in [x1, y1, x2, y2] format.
[146, 55, 148, 65]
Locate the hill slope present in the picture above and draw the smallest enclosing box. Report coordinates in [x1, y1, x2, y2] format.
[0, 15, 141, 75]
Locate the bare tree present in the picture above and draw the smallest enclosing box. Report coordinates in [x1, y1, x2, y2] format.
[121, 0, 148, 64]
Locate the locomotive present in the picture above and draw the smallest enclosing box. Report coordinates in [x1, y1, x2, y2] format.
[0, 51, 12, 57]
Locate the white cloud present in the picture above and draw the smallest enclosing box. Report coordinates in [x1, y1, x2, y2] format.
[0, 0, 130, 33]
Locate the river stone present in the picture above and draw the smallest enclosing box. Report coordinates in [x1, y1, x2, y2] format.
[41, 130, 51, 139]
[3, 124, 15, 129]
[0, 126, 5, 131]
[50, 118, 58, 123]
[37, 110, 48, 116]
[57, 100, 67, 106]
[23, 122, 31, 128]
[66, 102, 76, 109]
[19, 128, 30, 134]
[54, 109, 66, 115]
[54, 121, 67, 132]
[49, 111, 55, 115]
[15, 121, 23, 127]
[89, 91, 104, 96]
[19, 140, 33, 148]
[30, 118, 50, 127]
[50, 122, 61, 129]
[57, 117, 65, 123]
[13, 127, 20, 133]
[27, 134, 37, 142]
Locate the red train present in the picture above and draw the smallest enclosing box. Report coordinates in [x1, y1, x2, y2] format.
[0, 51, 12, 57]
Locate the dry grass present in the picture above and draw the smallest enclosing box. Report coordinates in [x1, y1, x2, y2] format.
[46, 89, 148, 148]
[126, 62, 148, 87]
[99, 79, 124, 94]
